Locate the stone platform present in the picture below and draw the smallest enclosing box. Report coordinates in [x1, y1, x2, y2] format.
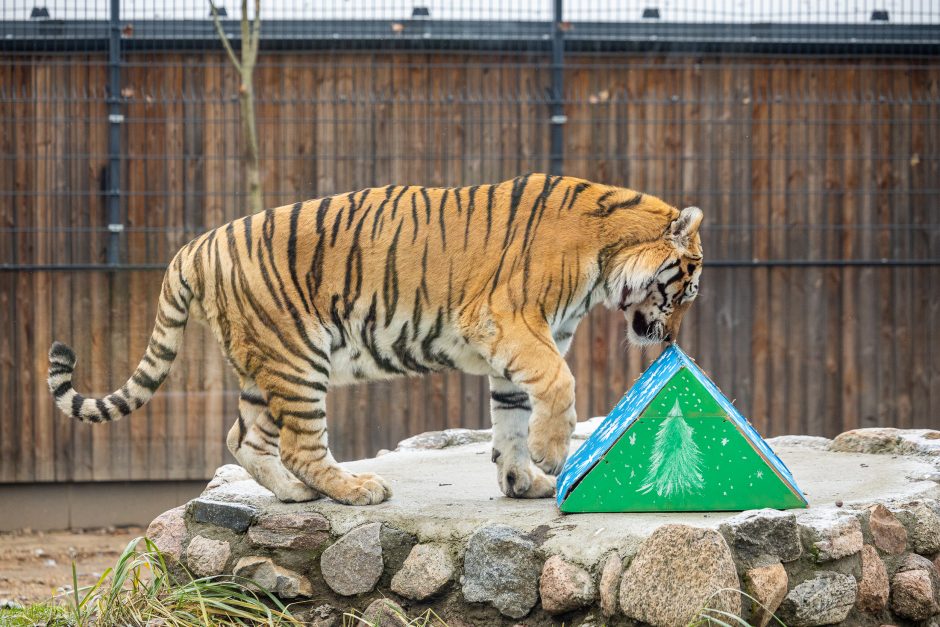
[147, 426, 940, 626]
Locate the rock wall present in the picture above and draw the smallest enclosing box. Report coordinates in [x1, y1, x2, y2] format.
[147, 428, 940, 626]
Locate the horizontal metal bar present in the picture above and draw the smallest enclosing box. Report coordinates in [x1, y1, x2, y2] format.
[1, 259, 937, 272]
[707, 259, 940, 268]
[0, 20, 937, 55]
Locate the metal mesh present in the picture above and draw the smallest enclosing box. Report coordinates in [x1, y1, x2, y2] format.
[1, 0, 937, 269]
[0, 1, 938, 478]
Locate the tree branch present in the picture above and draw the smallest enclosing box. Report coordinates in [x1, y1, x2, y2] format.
[208, 0, 242, 73]
[249, 0, 261, 67]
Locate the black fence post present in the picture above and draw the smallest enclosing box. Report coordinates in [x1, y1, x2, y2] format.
[549, 0, 565, 175]
[106, 0, 123, 266]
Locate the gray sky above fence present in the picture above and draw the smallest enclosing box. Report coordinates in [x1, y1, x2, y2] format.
[4, 0, 939, 23]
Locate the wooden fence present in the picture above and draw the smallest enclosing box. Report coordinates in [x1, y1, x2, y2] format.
[1, 51, 937, 483]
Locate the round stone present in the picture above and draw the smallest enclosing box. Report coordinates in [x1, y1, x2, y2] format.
[539, 555, 596, 615]
[185, 535, 230, 577]
[390, 543, 455, 601]
[146, 505, 187, 561]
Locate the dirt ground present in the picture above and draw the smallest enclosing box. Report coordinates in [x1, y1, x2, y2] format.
[0, 527, 142, 605]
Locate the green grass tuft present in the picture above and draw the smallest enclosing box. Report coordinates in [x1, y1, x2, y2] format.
[0, 602, 70, 627]
[0, 536, 302, 627]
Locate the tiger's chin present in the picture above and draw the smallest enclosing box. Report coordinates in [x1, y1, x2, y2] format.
[624, 311, 671, 346]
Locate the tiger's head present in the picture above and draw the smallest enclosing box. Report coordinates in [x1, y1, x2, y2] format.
[608, 206, 704, 346]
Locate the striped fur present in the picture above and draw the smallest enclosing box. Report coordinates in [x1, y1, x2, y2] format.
[47, 174, 703, 504]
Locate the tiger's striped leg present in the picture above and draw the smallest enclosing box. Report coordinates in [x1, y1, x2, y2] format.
[485, 317, 577, 479]
[258, 369, 392, 506]
[225, 380, 320, 503]
[489, 375, 557, 498]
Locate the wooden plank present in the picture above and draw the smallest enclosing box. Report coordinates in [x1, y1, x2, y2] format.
[0, 61, 12, 479]
[776, 64, 808, 433]
[928, 65, 940, 428]
[13, 61, 35, 482]
[838, 64, 860, 435]
[714, 61, 736, 411]
[32, 61, 55, 481]
[803, 64, 827, 437]
[729, 62, 754, 424]
[479, 55, 499, 183]
[909, 65, 932, 432]
[748, 62, 771, 435]
[52, 59, 75, 481]
[891, 67, 913, 431]
[875, 66, 896, 429]
[767, 61, 789, 437]
[820, 62, 843, 434]
[854, 65, 879, 430]
[461, 54, 482, 185]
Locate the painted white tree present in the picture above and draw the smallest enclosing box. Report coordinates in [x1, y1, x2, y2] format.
[637, 400, 704, 497]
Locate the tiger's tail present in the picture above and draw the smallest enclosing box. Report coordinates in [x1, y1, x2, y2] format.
[47, 251, 194, 423]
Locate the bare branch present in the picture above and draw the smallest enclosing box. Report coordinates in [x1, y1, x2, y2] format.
[249, 0, 261, 67]
[240, 0, 250, 69]
[208, 0, 242, 73]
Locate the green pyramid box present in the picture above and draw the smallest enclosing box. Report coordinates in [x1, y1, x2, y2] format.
[556, 345, 808, 513]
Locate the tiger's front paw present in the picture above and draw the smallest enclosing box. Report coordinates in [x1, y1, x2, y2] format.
[497, 461, 556, 499]
[329, 472, 392, 506]
[528, 414, 573, 476]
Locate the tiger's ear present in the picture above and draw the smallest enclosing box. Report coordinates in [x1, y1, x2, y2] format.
[669, 206, 703, 250]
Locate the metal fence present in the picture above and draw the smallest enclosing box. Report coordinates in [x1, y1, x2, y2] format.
[1, 0, 939, 483]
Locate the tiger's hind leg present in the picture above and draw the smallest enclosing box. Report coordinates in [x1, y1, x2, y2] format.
[256, 359, 393, 506]
[226, 379, 320, 503]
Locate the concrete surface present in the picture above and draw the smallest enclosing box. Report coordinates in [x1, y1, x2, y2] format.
[198, 436, 940, 567]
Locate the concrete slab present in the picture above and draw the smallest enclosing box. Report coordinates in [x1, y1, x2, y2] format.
[199, 435, 940, 567]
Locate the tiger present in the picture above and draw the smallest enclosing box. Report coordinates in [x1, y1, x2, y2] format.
[47, 174, 703, 505]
